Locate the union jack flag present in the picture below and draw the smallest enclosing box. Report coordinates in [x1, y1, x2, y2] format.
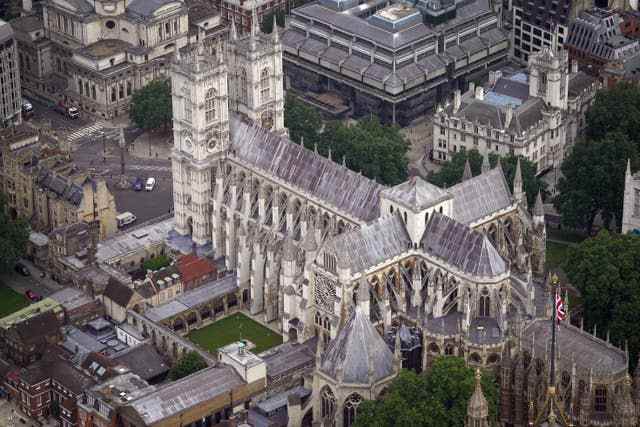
[555, 291, 566, 323]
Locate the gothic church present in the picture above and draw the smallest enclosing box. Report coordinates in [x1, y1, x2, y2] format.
[170, 19, 635, 427]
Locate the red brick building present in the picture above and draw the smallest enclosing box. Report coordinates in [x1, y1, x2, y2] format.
[177, 254, 217, 291]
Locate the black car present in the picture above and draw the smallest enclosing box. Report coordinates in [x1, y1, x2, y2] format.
[14, 262, 30, 276]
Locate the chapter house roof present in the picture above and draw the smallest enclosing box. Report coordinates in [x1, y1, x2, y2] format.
[320, 305, 395, 384]
[381, 176, 452, 211]
[421, 212, 507, 277]
[230, 116, 384, 222]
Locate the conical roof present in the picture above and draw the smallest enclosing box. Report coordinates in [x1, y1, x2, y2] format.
[462, 159, 472, 181]
[319, 305, 395, 384]
[534, 191, 544, 217]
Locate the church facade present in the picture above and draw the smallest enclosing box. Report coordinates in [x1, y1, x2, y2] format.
[170, 21, 635, 427]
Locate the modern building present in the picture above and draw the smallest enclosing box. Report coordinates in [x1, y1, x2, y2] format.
[0, 19, 21, 127]
[281, 0, 509, 125]
[623, 159, 640, 234]
[511, 0, 593, 63]
[432, 48, 599, 174]
[565, 8, 640, 78]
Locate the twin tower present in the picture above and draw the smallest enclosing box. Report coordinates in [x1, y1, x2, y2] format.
[170, 18, 285, 245]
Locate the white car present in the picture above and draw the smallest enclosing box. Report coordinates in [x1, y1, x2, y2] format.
[145, 177, 156, 191]
[116, 212, 137, 228]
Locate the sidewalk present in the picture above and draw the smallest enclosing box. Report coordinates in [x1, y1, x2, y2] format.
[129, 131, 173, 161]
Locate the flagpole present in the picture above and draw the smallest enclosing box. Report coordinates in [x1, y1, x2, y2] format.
[550, 273, 559, 390]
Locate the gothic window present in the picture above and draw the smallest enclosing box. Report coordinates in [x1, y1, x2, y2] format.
[323, 253, 336, 273]
[479, 288, 490, 317]
[321, 387, 336, 420]
[540, 72, 548, 95]
[184, 99, 192, 123]
[260, 67, 270, 104]
[343, 394, 363, 427]
[594, 386, 607, 413]
[205, 88, 216, 124]
[239, 68, 248, 104]
[390, 205, 394, 214]
[634, 189, 640, 217]
[315, 274, 336, 313]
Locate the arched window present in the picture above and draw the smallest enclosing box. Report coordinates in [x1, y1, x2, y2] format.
[403, 212, 407, 223]
[321, 387, 336, 419]
[343, 394, 363, 427]
[239, 68, 247, 104]
[205, 88, 216, 124]
[390, 205, 394, 214]
[594, 386, 607, 413]
[479, 288, 490, 317]
[260, 67, 270, 104]
[425, 212, 429, 224]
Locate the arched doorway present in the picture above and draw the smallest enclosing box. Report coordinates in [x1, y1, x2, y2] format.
[288, 327, 298, 343]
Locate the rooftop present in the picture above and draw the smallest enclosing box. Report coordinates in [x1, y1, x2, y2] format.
[111, 344, 169, 381]
[125, 366, 244, 425]
[90, 372, 154, 406]
[0, 298, 62, 330]
[78, 39, 132, 59]
[96, 217, 174, 263]
[382, 175, 452, 211]
[261, 339, 316, 379]
[50, 287, 95, 312]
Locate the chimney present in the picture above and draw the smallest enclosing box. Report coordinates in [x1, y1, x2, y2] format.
[453, 89, 461, 113]
[489, 70, 502, 86]
[474, 85, 484, 101]
[505, 104, 513, 129]
[571, 59, 579, 74]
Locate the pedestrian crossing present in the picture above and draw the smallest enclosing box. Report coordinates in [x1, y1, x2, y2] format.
[67, 120, 107, 142]
[128, 164, 172, 172]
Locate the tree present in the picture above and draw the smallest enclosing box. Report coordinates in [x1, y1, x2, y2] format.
[428, 149, 546, 207]
[354, 357, 499, 427]
[0, 194, 29, 274]
[168, 351, 207, 380]
[284, 95, 409, 185]
[562, 231, 640, 370]
[555, 133, 639, 232]
[1, 0, 20, 21]
[260, 8, 286, 34]
[586, 82, 640, 147]
[130, 79, 173, 131]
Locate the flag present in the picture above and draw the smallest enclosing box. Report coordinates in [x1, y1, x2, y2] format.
[555, 291, 566, 323]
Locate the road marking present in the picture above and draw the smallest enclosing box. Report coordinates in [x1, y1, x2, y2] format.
[68, 120, 107, 142]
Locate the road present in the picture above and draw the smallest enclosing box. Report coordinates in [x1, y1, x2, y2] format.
[0, 259, 64, 300]
[71, 128, 174, 225]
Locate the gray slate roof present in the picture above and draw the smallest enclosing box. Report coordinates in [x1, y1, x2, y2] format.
[126, 365, 244, 424]
[323, 212, 411, 273]
[127, 0, 181, 18]
[320, 306, 395, 384]
[111, 344, 169, 381]
[421, 212, 507, 277]
[230, 116, 383, 221]
[449, 167, 513, 225]
[381, 176, 452, 211]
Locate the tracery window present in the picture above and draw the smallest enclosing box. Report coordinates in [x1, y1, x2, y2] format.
[260, 67, 270, 104]
[594, 386, 607, 413]
[343, 394, 363, 427]
[239, 68, 248, 104]
[321, 387, 336, 420]
[205, 88, 216, 124]
[479, 288, 490, 317]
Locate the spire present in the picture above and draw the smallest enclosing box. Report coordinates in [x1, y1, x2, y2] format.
[342, 155, 346, 167]
[230, 20, 237, 41]
[272, 14, 279, 43]
[467, 369, 489, 423]
[357, 278, 370, 314]
[250, 6, 259, 50]
[481, 152, 490, 174]
[514, 156, 524, 204]
[328, 148, 332, 162]
[534, 190, 544, 218]
[462, 158, 472, 181]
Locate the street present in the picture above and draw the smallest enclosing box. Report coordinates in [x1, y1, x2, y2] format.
[0, 259, 64, 301]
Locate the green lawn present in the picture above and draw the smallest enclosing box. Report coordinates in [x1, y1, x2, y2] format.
[188, 313, 283, 355]
[546, 241, 573, 270]
[0, 285, 29, 319]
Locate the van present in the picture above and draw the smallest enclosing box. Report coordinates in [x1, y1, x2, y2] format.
[145, 177, 156, 191]
[116, 212, 137, 228]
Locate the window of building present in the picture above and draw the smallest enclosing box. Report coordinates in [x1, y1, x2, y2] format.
[126, 81, 132, 96]
[205, 88, 216, 124]
[111, 87, 116, 102]
[184, 99, 192, 123]
[91, 85, 96, 100]
[343, 394, 363, 427]
[634, 189, 640, 217]
[321, 387, 336, 420]
[594, 387, 607, 413]
[119, 83, 124, 99]
[260, 68, 270, 103]
[479, 288, 490, 316]
[239, 68, 247, 104]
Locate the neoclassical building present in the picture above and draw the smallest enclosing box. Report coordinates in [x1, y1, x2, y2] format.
[170, 24, 636, 427]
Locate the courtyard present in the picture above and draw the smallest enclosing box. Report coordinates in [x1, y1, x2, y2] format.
[0, 285, 29, 319]
[187, 313, 283, 355]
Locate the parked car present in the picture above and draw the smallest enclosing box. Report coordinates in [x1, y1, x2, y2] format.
[132, 177, 144, 191]
[116, 212, 137, 228]
[14, 262, 30, 276]
[21, 99, 33, 118]
[54, 102, 79, 119]
[145, 177, 156, 191]
[25, 289, 42, 302]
